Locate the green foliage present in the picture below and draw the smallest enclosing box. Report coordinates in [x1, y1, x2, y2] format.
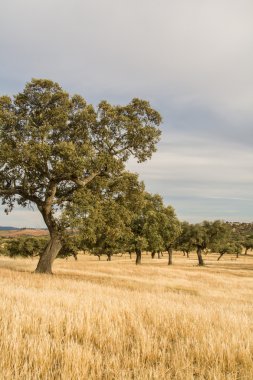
[176, 222, 195, 254]
[188, 220, 230, 250]
[0, 79, 162, 272]
[159, 206, 181, 250]
[57, 236, 81, 260]
[216, 241, 242, 258]
[4, 237, 48, 258]
[62, 171, 145, 258]
[129, 193, 180, 257]
[0, 79, 161, 221]
[242, 236, 253, 254]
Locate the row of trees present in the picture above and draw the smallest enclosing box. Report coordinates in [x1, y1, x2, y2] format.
[1, 215, 252, 266]
[1, 79, 252, 272]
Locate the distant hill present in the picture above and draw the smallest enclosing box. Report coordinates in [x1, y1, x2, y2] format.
[0, 228, 48, 237]
[0, 226, 20, 231]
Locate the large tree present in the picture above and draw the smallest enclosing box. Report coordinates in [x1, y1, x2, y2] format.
[0, 79, 161, 273]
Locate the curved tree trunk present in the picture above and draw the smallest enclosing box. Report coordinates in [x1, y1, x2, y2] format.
[168, 247, 173, 265]
[197, 246, 204, 266]
[35, 233, 62, 274]
[217, 252, 224, 261]
[136, 249, 142, 265]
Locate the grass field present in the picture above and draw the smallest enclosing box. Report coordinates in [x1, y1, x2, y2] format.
[0, 252, 253, 379]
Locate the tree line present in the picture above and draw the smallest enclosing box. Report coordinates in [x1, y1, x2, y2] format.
[0, 79, 252, 273]
[1, 216, 252, 266]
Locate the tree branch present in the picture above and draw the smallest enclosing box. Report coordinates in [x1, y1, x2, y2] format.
[0, 187, 43, 206]
[73, 172, 99, 187]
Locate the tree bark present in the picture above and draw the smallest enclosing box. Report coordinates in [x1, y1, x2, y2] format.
[107, 253, 112, 261]
[197, 246, 204, 266]
[35, 233, 62, 274]
[168, 247, 173, 265]
[217, 252, 224, 261]
[136, 249, 142, 265]
[73, 252, 78, 261]
[151, 251, 156, 259]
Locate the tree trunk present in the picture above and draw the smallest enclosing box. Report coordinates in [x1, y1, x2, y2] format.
[129, 252, 132, 259]
[197, 246, 204, 266]
[107, 253, 112, 261]
[73, 252, 78, 261]
[151, 251, 156, 259]
[136, 249, 141, 265]
[158, 251, 161, 259]
[245, 248, 248, 255]
[168, 247, 173, 265]
[186, 251, 190, 258]
[217, 252, 224, 261]
[35, 234, 62, 274]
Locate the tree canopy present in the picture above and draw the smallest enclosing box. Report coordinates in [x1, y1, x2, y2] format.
[0, 79, 162, 273]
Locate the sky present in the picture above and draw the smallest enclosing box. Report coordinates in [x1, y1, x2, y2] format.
[0, 0, 253, 227]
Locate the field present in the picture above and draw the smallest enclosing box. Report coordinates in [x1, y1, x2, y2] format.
[0, 229, 48, 238]
[0, 252, 253, 380]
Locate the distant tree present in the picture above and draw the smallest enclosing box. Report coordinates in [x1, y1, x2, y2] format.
[159, 206, 181, 265]
[242, 236, 253, 255]
[57, 236, 81, 261]
[0, 79, 161, 273]
[5, 237, 47, 259]
[62, 172, 145, 262]
[216, 241, 242, 261]
[142, 194, 164, 259]
[128, 193, 161, 265]
[0, 237, 9, 256]
[189, 221, 229, 266]
[176, 222, 195, 258]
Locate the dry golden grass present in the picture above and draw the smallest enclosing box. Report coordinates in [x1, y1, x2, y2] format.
[0, 252, 253, 379]
[0, 229, 48, 237]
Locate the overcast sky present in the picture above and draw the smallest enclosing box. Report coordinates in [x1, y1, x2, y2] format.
[0, 0, 253, 227]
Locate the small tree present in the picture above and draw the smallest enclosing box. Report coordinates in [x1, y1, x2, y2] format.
[176, 222, 194, 258]
[216, 241, 242, 261]
[242, 236, 253, 255]
[142, 194, 165, 259]
[62, 172, 145, 262]
[6, 237, 47, 259]
[159, 206, 181, 265]
[189, 221, 229, 266]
